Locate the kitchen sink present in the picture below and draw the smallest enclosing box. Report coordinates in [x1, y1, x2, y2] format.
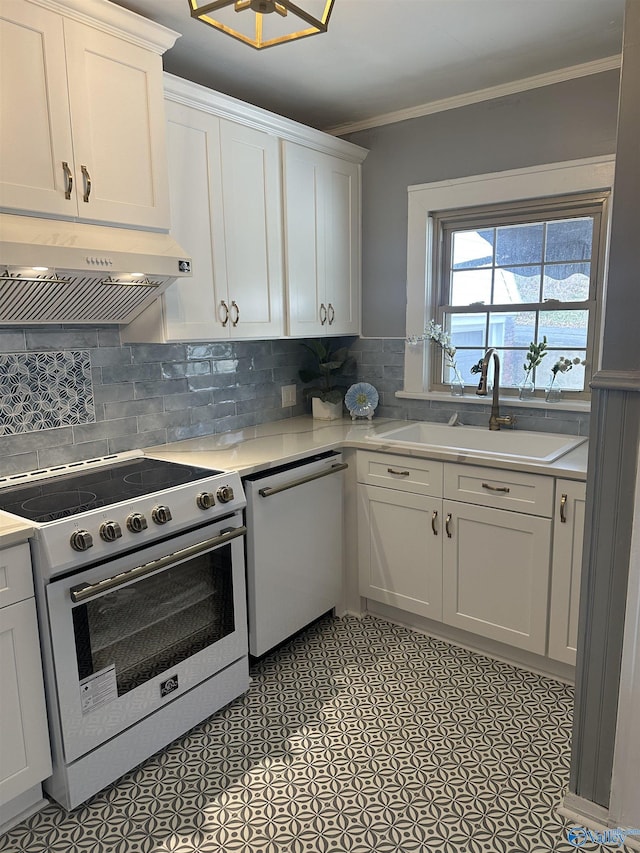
[369, 422, 587, 463]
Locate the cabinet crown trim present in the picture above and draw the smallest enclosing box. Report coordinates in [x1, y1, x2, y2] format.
[25, 0, 181, 53]
[163, 73, 369, 164]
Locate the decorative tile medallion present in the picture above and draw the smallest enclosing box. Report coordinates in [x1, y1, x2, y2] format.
[0, 350, 94, 435]
[1, 615, 634, 853]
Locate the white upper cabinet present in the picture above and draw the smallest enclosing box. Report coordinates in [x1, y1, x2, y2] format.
[0, 0, 174, 229]
[160, 102, 284, 341]
[123, 75, 367, 343]
[284, 142, 361, 337]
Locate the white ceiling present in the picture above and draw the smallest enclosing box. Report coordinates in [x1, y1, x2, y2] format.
[112, 0, 625, 133]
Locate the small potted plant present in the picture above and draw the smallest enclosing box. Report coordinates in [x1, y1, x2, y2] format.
[298, 339, 355, 420]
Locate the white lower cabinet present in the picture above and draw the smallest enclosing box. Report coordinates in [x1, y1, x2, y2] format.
[358, 485, 443, 619]
[441, 500, 551, 654]
[0, 544, 51, 829]
[548, 480, 586, 665]
[357, 452, 567, 660]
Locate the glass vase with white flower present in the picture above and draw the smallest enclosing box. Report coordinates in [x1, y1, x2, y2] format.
[546, 356, 586, 402]
[407, 319, 464, 395]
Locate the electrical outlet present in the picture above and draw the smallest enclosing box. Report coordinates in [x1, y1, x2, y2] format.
[281, 384, 296, 407]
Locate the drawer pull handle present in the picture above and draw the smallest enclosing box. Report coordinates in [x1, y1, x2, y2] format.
[445, 513, 452, 538]
[560, 493, 568, 523]
[482, 482, 510, 493]
[387, 468, 410, 476]
[431, 510, 438, 536]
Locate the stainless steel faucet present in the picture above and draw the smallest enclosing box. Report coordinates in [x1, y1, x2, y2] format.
[475, 348, 517, 431]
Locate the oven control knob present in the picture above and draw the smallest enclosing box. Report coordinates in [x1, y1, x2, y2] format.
[126, 512, 148, 533]
[70, 530, 93, 552]
[216, 485, 234, 504]
[99, 520, 122, 542]
[196, 492, 215, 510]
[152, 505, 172, 525]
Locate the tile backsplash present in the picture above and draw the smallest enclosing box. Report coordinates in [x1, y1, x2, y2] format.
[0, 328, 590, 477]
[0, 326, 333, 477]
[0, 350, 94, 436]
[348, 337, 591, 437]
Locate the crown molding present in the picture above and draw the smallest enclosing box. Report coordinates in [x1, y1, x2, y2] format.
[163, 73, 368, 163]
[326, 55, 621, 137]
[26, 0, 181, 53]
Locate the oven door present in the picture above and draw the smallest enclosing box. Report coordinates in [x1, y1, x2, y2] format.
[46, 514, 247, 763]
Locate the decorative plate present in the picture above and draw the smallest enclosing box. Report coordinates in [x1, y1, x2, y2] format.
[345, 382, 379, 420]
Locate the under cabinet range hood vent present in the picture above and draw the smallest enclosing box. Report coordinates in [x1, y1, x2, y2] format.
[0, 214, 191, 325]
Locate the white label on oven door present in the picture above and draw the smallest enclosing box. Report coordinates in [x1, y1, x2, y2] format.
[80, 665, 118, 715]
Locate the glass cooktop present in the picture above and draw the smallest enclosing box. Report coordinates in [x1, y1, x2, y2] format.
[0, 458, 221, 523]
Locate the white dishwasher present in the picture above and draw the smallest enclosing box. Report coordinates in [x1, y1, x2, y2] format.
[244, 451, 346, 656]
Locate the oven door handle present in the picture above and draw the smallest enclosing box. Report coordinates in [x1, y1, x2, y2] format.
[69, 526, 247, 604]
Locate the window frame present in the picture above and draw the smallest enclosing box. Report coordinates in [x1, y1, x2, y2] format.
[429, 192, 610, 398]
[401, 156, 615, 411]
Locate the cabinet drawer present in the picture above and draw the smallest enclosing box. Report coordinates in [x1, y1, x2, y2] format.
[357, 451, 443, 497]
[0, 543, 34, 608]
[444, 464, 553, 517]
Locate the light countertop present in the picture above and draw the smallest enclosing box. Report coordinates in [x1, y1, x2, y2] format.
[0, 513, 34, 548]
[145, 416, 589, 480]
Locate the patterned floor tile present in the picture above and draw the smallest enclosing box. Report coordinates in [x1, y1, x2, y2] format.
[0, 614, 635, 853]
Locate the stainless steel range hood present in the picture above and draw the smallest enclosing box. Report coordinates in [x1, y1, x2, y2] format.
[0, 214, 192, 325]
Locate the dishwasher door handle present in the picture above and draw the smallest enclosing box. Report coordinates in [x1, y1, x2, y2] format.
[258, 462, 348, 498]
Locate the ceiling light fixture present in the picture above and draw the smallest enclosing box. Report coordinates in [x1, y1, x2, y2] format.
[187, 0, 336, 50]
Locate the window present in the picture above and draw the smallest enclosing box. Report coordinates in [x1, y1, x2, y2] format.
[431, 193, 609, 397]
[403, 157, 615, 407]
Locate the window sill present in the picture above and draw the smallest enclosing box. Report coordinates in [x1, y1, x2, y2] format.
[395, 389, 591, 414]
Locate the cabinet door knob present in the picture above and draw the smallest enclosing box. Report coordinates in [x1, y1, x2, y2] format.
[231, 300, 240, 327]
[445, 513, 453, 538]
[560, 493, 568, 523]
[328, 303, 335, 324]
[220, 300, 229, 327]
[62, 161, 73, 200]
[431, 510, 438, 536]
[81, 165, 92, 202]
[319, 303, 327, 325]
[387, 468, 410, 476]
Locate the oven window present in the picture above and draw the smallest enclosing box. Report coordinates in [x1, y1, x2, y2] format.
[72, 545, 235, 696]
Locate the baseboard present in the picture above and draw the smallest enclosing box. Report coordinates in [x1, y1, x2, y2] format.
[363, 599, 576, 683]
[558, 793, 640, 851]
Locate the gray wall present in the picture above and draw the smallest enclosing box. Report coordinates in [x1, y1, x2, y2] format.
[343, 71, 621, 338]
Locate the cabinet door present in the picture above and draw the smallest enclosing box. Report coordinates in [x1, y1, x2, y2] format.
[63, 19, 170, 229]
[548, 481, 586, 665]
[0, 598, 51, 804]
[324, 156, 360, 335]
[442, 501, 551, 654]
[0, 1, 74, 216]
[358, 484, 443, 619]
[162, 102, 225, 340]
[216, 120, 284, 339]
[284, 142, 361, 337]
[283, 141, 326, 336]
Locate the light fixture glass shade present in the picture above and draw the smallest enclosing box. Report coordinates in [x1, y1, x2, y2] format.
[188, 0, 336, 49]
